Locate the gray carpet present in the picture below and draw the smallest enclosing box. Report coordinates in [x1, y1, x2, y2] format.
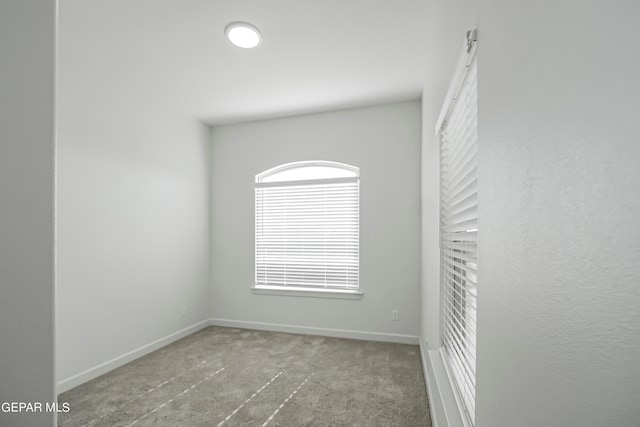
[58, 326, 431, 426]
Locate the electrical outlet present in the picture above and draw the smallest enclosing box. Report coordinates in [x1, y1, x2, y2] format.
[180, 306, 187, 318]
[391, 310, 399, 321]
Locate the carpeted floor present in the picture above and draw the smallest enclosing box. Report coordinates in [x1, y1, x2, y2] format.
[58, 326, 431, 426]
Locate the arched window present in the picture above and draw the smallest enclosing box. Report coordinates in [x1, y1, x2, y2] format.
[255, 161, 359, 293]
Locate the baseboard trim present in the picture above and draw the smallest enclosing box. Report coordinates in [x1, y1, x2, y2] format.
[419, 337, 465, 427]
[209, 318, 419, 345]
[56, 320, 210, 394]
[56, 319, 419, 394]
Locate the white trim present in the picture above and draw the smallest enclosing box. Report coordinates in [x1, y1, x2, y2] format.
[440, 347, 474, 427]
[255, 176, 358, 188]
[251, 285, 364, 299]
[209, 318, 419, 345]
[420, 337, 444, 427]
[56, 320, 210, 393]
[435, 29, 478, 134]
[419, 337, 465, 427]
[256, 160, 359, 182]
[56, 318, 418, 394]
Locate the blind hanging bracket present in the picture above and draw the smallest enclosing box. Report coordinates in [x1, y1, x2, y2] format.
[435, 28, 478, 134]
[466, 28, 477, 53]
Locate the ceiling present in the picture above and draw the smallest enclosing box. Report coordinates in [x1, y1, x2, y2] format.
[59, 0, 431, 125]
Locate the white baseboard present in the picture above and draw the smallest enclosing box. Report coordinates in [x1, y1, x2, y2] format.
[419, 337, 465, 427]
[209, 318, 419, 345]
[56, 320, 210, 394]
[57, 319, 419, 394]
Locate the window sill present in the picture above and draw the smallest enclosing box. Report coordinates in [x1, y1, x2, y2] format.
[251, 285, 364, 300]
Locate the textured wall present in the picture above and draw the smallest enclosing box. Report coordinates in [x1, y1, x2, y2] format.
[210, 102, 422, 339]
[421, 0, 640, 425]
[476, 1, 640, 426]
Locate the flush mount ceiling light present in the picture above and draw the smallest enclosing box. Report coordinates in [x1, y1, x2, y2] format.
[225, 22, 261, 49]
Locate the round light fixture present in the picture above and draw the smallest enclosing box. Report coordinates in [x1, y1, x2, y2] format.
[225, 22, 261, 49]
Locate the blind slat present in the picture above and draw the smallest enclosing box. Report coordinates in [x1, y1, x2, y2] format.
[256, 164, 359, 290]
[439, 48, 478, 427]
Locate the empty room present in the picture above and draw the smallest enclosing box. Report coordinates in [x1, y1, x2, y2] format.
[1, 0, 639, 427]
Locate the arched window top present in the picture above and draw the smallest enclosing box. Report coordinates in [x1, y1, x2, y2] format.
[256, 161, 359, 184]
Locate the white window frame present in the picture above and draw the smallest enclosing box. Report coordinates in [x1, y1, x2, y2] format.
[252, 161, 362, 299]
[436, 29, 478, 427]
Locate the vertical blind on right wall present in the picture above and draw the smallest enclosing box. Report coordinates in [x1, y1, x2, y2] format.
[437, 32, 478, 427]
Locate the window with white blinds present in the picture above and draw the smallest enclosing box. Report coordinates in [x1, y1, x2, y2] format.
[438, 36, 478, 427]
[255, 161, 359, 292]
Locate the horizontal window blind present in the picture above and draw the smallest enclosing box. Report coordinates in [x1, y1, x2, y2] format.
[255, 177, 359, 290]
[439, 48, 478, 426]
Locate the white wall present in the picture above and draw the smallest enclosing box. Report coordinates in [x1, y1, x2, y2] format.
[476, 1, 640, 425]
[0, 0, 57, 426]
[422, 0, 640, 426]
[210, 102, 422, 341]
[56, 3, 212, 389]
